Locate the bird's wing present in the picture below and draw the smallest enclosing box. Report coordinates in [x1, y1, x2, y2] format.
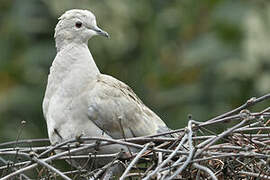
[87, 74, 170, 139]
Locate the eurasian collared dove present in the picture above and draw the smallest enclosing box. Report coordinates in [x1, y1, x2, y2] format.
[43, 9, 172, 168]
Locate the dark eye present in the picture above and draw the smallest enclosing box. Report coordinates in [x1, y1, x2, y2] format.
[75, 21, 82, 28]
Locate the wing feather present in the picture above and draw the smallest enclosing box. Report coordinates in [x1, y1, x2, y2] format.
[87, 74, 169, 139]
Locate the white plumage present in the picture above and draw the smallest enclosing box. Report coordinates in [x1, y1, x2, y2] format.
[43, 9, 171, 167]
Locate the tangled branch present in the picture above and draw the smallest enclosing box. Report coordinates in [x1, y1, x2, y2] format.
[0, 94, 270, 179]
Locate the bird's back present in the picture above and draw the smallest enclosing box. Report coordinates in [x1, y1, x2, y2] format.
[87, 74, 170, 139]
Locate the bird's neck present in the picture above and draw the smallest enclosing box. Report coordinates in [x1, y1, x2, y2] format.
[55, 33, 87, 52]
[46, 42, 100, 98]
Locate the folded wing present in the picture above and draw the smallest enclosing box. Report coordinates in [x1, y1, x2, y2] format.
[87, 74, 170, 139]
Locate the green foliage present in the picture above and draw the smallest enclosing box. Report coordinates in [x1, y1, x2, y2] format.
[0, 0, 270, 141]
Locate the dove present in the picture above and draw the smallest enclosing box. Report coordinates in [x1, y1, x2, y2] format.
[43, 9, 172, 168]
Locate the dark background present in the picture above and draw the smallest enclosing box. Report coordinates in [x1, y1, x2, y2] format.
[0, 0, 270, 142]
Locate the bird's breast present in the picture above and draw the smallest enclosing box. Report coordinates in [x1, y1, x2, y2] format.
[46, 90, 100, 144]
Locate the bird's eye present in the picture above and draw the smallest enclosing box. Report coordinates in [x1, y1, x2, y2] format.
[75, 21, 82, 28]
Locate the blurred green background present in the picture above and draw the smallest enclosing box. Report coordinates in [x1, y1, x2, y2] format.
[0, 0, 270, 142]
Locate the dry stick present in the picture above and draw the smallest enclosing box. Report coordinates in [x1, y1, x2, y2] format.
[142, 134, 188, 180]
[158, 152, 163, 166]
[195, 114, 251, 147]
[80, 136, 176, 149]
[39, 137, 170, 157]
[258, 116, 270, 135]
[13, 121, 26, 150]
[125, 137, 177, 143]
[0, 157, 31, 180]
[192, 163, 217, 180]
[10, 138, 79, 171]
[235, 127, 270, 132]
[0, 146, 52, 154]
[196, 170, 201, 180]
[57, 153, 119, 160]
[118, 117, 132, 156]
[1, 141, 188, 163]
[62, 169, 87, 176]
[0, 139, 79, 172]
[88, 152, 98, 173]
[52, 151, 120, 179]
[193, 135, 216, 140]
[1, 95, 268, 179]
[250, 139, 268, 147]
[0, 139, 49, 147]
[0, 163, 37, 180]
[234, 133, 270, 138]
[124, 173, 142, 178]
[170, 156, 186, 170]
[157, 152, 163, 179]
[208, 145, 249, 151]
[0, 142, 112, 180]
[149, 95, 270, 138]
[0, 151, 72, 180]
[0, 141, 188, 172]
[208, 94, 270, 121]
[200, 114, 241, 127]
[168, 131, 186, 149]
[160, 152, 270, 173]
[31, 156, 72, 180]
[13, 121, 26, 167]
[235, 159, 254, 172]
[38, 139, 79, 158]
[166, 120, 195, 180]
[142, 163, 155, 177]
[88, 154, 122, 179]
[258, 106, 270, 114]
[161, 156, 186, 180]
[119, 143, 152, 180]
[5, 148, 270, 179]
[78, 137, 175, 153]
[238, 121, 264, 130]
[0, 136, 176, 154]
[202, 110, 268, 130]
[238, 171, 270, 180]
[38, 136, 118, 158]
[195, 117, 250, 158]
[196, 136, 216, 149]
[0, 137, 151, 180]
[147, 128, 186, 138]
[162, 121, 268, 179]
[2, 135, 268, 174]
[0, 161, 29, 171]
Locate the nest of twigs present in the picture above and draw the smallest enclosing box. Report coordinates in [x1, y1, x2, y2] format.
[1, 94, 270, 180]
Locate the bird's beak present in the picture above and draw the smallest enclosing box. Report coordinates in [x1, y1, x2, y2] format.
[92, 26, 110, 38]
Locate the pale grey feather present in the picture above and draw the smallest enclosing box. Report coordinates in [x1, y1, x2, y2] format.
[87, 74, 169, 139]
[43, 9, 172, 169]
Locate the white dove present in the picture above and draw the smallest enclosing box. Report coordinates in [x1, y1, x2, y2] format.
[43, 9, 172, 168]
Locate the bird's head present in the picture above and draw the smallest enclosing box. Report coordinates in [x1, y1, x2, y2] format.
[54, 9, 109, 51]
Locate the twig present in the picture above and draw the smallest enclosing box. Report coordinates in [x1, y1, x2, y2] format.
[13, 121, 26, 150]
[142, 134, 188, 180]
[192, 163, 217, 180]
[120, 143, 152, 180]
[0, 138, 49, 148]
[239, 171, 270, 180]
[166, 120, 195, 180]
[0, 157, 31, 180]
[31, 155, 72, 180]
[209, 94, 270, 121]
[195, 116, 250, 157]
[1, 94, 270, 179]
